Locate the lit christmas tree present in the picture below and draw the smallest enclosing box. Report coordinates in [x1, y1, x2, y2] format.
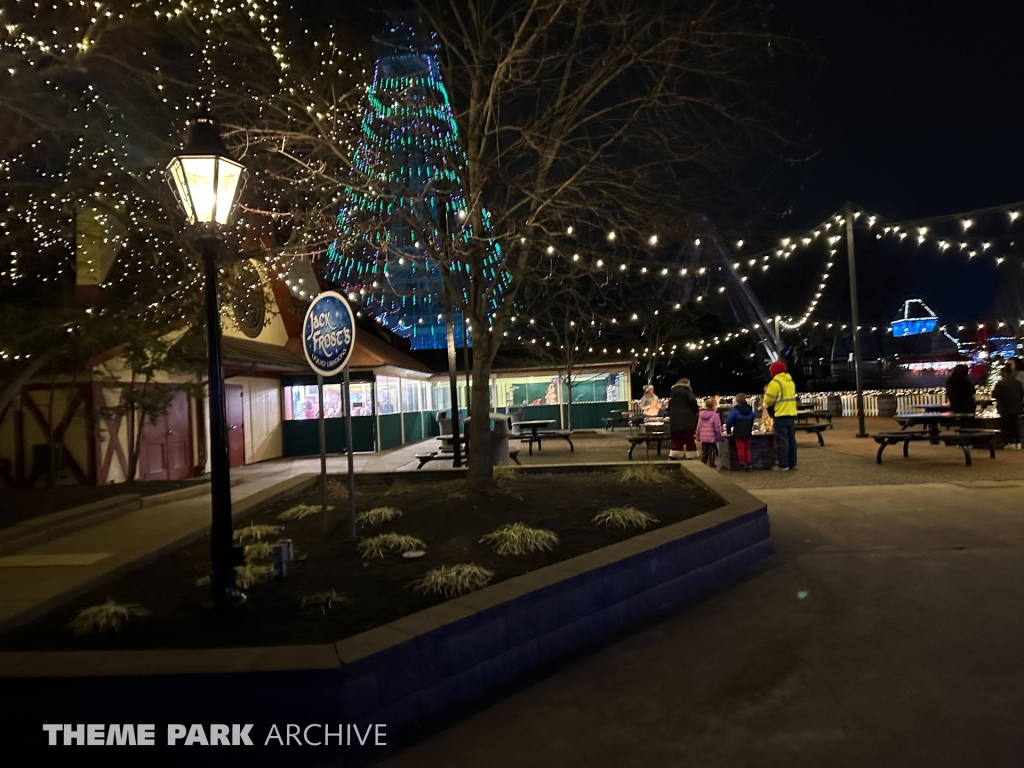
[326, 21, 508, 349]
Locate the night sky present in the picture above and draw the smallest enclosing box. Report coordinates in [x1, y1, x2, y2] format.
[313, 1, 1024, 331]
[761, 0, 1024, 327]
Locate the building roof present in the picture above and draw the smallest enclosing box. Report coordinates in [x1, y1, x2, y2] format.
[221, 336, 309, 374]
[348, 329, 432, 374]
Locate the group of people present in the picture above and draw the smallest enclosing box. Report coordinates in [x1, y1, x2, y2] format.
[954, 358, 1024, 449]
[663, 359, 798, 471]
[647, 355, 1024, 475]
[992, 360, 1024, 448]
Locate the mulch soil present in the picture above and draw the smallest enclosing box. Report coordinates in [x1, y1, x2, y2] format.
[0, 469, 721, 651]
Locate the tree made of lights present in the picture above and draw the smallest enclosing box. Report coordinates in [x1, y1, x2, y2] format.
[326, 21, 508, 350]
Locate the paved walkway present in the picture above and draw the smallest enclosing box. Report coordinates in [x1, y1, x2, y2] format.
[373, 478, 1024, 767]
[0, 473, 312, 633]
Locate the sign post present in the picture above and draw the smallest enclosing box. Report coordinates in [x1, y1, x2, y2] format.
[302, 291, 358, 541]
[317, 374, 328, 535]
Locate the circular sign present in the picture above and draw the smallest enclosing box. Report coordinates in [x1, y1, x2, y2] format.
[302, 291, 357, 376]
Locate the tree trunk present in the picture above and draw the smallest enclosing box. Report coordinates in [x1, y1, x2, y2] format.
[466, 333, 495, 493]
[565, 377, 574, 432]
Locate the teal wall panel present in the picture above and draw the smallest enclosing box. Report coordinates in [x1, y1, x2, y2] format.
[281, 416, 375, 456]
[378, 414, 403, 450]
[403, 412, 424, 443]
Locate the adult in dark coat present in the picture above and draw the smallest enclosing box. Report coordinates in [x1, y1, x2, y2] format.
[992, 363, 1024, 448]
[945, 364, 976, 414]
[669, 378, 700, 459]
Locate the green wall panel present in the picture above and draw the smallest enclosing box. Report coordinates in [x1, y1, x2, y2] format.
[281, 416, 375, 456]
[403, 412, 424, 443]
[378, 414, 403, 450]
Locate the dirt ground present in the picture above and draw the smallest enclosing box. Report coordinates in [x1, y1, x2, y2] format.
[0, 468, 721, 651]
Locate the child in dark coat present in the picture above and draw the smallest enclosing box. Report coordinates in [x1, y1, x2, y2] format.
[726, 393, 756, 471]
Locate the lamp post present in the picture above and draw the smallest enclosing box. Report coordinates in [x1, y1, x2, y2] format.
[166, 113, 247, 606]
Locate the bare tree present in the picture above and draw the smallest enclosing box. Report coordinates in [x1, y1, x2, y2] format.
[516, 279, 609, 431]
[413, 0, 792, 489]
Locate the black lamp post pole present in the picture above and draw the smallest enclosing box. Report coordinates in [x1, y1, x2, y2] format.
[201, 236, 241, 603]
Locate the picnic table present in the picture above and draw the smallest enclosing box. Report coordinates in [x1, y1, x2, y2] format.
[513, 419, 574, 456]
[626, 432, 670, 460]
[872, 428, 1000, 466]
[601, 409, 630, 431]
[895, 412, 976, 443]
[795, 410, 834, 427]
[913, 398, 993, 413]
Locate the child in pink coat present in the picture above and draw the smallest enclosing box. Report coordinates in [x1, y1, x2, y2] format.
[696, 399, 723, 468]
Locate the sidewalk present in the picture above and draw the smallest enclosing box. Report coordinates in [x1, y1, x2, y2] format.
[0, 473, 313, 634]
[375, 478, 1024, 767]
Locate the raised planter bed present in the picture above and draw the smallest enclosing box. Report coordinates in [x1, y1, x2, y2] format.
[0, 462, 772, 737]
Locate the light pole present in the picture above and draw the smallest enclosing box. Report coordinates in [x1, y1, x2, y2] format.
[166, 113, 248, 606]
[844, 202, 868, 437]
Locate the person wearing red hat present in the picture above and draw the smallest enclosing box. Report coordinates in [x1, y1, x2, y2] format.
[763, 359, 798, 471]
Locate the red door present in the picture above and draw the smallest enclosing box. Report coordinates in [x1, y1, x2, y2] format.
[226, 385, 245, 468]
[165, 391, 192, 480]
[139, 411, 168, 481]
[138, 391, 193, 481]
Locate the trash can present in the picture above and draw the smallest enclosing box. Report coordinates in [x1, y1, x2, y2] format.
[436, 410, 453, 437]
[489, 413, 512, 465]
[876, 392, 898, 418]
[825, 394, 843, 417]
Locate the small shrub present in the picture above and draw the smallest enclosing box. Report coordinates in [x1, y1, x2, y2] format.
[592, 506, 659, 530]
[243, 542, 274, 562]
[232, 524, 284, 544]
[234, 563, 274, 589]
[357, 506, 403, 527]
[67, 600, 150, 635]
[493, 465, 518, 483]
[480, 523, 559, 556]
[386, 478, 416, 496]
[326, 480, 350, 499]
[618, 464, 672, 484]
[301, 589, 349, 614]
[358, 532, 426, 559]
[411, 564, 494, 598]
[278, 504, 326, 521]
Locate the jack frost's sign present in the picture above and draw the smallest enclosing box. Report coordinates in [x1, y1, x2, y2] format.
[302, 291, 356, 376]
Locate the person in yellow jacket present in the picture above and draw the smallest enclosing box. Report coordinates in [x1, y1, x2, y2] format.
[763, 360, 798, 471]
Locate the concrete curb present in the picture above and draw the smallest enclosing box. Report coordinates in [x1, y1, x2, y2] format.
[0, 478, 244, 556]
[0, 474, 315, 636]
[0, 464, 772, 738]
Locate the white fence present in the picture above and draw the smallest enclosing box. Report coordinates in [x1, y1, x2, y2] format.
[800, 388, 990, 417]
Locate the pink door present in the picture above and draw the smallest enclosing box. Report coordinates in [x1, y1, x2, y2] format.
[226, 385, 245, 468]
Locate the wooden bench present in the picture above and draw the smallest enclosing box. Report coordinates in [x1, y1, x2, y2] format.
[939, 429, 1000, 466]
[521, 430, 574, 456]
[627, 434, 670, 460]
[794, 423, 830, 446]
[872, 431, 931, 463]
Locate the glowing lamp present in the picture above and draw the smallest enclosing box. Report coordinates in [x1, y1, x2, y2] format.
[166, 114, 245, 226]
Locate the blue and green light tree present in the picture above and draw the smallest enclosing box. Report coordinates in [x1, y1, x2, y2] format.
[326, 22, 508, 349]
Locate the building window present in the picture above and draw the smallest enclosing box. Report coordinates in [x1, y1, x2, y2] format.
[282, 382, 375, 420]
[376, 376, 400, 415]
